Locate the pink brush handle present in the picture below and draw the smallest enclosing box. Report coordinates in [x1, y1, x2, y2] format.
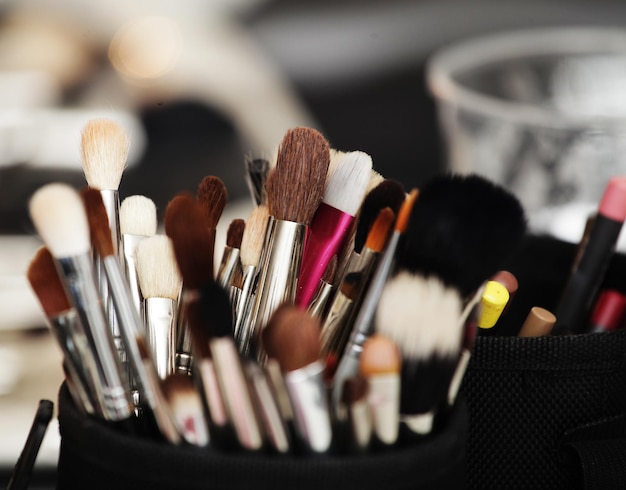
[296, 203, 354, 308]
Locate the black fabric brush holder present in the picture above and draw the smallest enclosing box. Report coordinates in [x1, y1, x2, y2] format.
[55, 383, 468, 490]
[462, 234, 626, 490]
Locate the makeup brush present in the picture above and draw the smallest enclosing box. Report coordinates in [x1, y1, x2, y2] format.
[199, 280, 264, 451]
[341, 376, 372, 453]
[332, 190, 418, 411]
[262, 304, 333, 454]
[398, 173, 527, 299]
[164, 193, 215, 374]
[307, 255, 338, 320]
[120, 195, 158, 315]
[366, 170, 385, 194]
[81, 119, 130, 366]
[162, 373, 210, 447]
[135, 235, 182, 379]
[27, 246, 100, 417]
[249, 127, 330, 361]
[82, 188, 182, 435]
[244, 156, 270, 206]
[376, 271, 464, 436]
[197, 175, 227, 264]
[29, 183, 134, 423]
[296, 150, 372, 308]
[359, 334, 401, 447]
[234, 204, 270, 353]
[217, 218, 245, 290]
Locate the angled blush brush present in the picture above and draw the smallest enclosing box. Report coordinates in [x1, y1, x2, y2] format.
[296, 150, 372, 308]
[244, 156, 270, 206]
[217, 218, 245, 290]
[262, 304, 333, 454]
[135, 235, 182, 379]
[249, 127, 330, 361]
[119, 195, 158, 315]
[29, 183, 134, 423]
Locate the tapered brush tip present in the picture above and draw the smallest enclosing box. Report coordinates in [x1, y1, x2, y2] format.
[81, 187, 115, 258]
[29, 183, 91, 257]
[360, 334, 401, 377]
[197, 175, 227, 229]
[364, 207, 395, 253]
[226, 219, 245, 249]
[323, 151, 372, 216]
[240, 204, 270, 268]
[200, 281, 234, 339]
[80, 119, 129, 190]
[262, 304, 321, 372]
[27, 247, 72, 317]
[120, 195, 157, 236]
[135, 235, 182, 300]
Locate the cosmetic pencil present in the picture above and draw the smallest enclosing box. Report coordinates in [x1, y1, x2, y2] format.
[376, 271, 464, 436]
[29, 183, 134, 423]
[199, 281, 264, 451]
[517, 306, 557, 337]
[135, 235, 182, 379]
[307, 255, 337, 320]
[244, 156, 270, 206]
[82, 188, 183, 438]
[296, 150, 372, 308]
[162, 373, 210, 447]
[332, 189, 418, 411]
[586, 289, 626, 333]
[80, 119, 130, 365]
[5, 399, 53, 490]
[249, 127, 330, 361]
[27, 247, 100, 416]
[554, 176, 626, 334]
[359, 334, 401, 447]
[341, 376, 372, 453]
[119, 195, 158, 315]
[217, 218, 245, 290]
[476, 280, 510, 331]
[262, 304, 333, 454]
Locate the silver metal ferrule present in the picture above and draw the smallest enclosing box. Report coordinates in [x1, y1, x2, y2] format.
[307, 281, 333, 320]
[121, 233, 146, 317]
[234, 264, 257, 351]
[319, 291, 353, 356]
[284, 360, 333, 453]
[143, 297, 177, 379]
[248, 219, 306, 361]
[216, 246, 240, 290]
[56, 253, 133, 421]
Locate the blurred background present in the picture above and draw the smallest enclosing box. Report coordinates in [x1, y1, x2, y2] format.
[3, 0, 626, 487]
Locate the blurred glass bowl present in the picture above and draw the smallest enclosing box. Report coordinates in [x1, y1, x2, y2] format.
[427, 27, 626, 245]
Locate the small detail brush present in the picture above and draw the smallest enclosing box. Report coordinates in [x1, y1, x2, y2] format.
[307, 255, 337, 320]
[162, 372, 210, 447]
[244, 156, 270, 206]
[217, 218, 245, 290]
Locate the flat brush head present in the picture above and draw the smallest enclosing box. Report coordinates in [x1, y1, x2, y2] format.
[27, 247, 72, 317]
[197, 176, 227, 229]
[262, 304, 321, 372]
[120, 195, 157, 237]
[164, 193, 214, 289]
[240, 205, 269, 268]
[266, 127, 330, 224]
[355, 179, 405, 253]
[226, 219, 245, 249]
[323, 151, 372, 216]
[29, 183, 91, 258]
[360, 334, 401, 377]
[81, 187, 114, 258]
[80, 119, 129, 190]
[364, 207, 395, 253]
[135, 235, 182, 300]
[200, 281, 234, 339]
[399, 173, 527, 298]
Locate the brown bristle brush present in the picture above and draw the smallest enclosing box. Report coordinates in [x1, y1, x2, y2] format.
[216, 218, 245, 290]
[162, 372, 210, 447]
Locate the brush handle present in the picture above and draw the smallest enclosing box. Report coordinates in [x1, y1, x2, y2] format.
[121, 233, 146, 317]
[296, 204, 354, 308]
[217, 246, 240, 289]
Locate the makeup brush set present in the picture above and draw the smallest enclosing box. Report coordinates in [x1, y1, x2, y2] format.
[24, 119, 626, 489]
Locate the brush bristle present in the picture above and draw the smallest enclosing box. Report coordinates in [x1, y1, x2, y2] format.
[80, 119, 129, 190]
[244, 156, 270, 205]
[355, 180, 405, 253]
[398, 173, 527, 297]
[240, 205, 270, 268]
[81, 187, 115, 258]
[323, 151, 373, 216]
[226, 219, 245, 249]
[395, 189, 419, 234]
[340, 271, 362, 301]
[341, 375, 369, 405]
[200, 281, 234, 338]
[262, 303, 321, 372]
[328, 149, 346, 184]
[164, 193, 214, 289]
[197, 176, 227, 229]
[367, 170, 385, 194]
[364, 207, 395, 253]
[376, 271, 463, 360]
[29, 183, 91, 257]
[27, 247, 72, 317]
[266, 127, 330, 224]
[323, 255, 338, 284]
[162, 372, 198, 401]
[359, 334, 401, 376]
[135, 235, 182, 300]
[120, 195, 157, 236]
